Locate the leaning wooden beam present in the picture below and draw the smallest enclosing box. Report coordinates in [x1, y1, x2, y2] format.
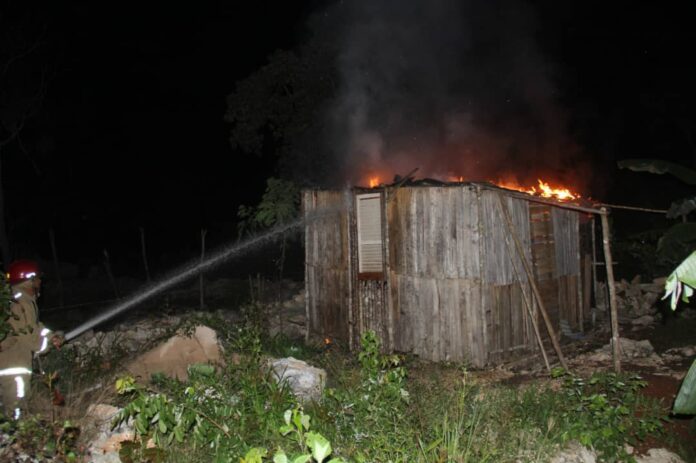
[600, 207, 622, 373]
[497, 193, 569, 371]
[499, 208, 552, 373]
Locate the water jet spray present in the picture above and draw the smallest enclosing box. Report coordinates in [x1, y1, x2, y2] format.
[63, 217, 307, 341]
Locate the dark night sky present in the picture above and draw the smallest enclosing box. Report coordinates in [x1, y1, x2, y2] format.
[3, 1, 696, 275]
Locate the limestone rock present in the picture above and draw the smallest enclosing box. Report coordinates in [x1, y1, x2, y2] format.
[269, 357, 326, 403]
[124, 325, 222, 382]
[549, 441, 596, 463]
[635, 448, 685, 463]
[601, 338, 655, 359]
[82, 403, 134, 463]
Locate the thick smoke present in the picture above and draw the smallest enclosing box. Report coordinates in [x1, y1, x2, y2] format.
[324, 0, 584, 189]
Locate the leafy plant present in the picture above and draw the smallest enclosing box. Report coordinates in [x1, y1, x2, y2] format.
[558, 372, 663, 461]
[237, 177, 300, 281]
[662, 251, 696, 415]
[241, 407, 346, 463]
[112, 323, 298, 461]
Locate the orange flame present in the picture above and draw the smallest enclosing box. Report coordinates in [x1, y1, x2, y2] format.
[324, 337, 332, 345]
[361, 173, 579, 201]
[495, 179, 579, 201]
[531, 180, 578, 200]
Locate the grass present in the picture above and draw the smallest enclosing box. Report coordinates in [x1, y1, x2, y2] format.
[11, 312, 675, 463]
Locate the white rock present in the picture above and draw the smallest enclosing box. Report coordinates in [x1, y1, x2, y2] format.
[549, 441, 596, 463]
[83, 403, 134, 463]
[635, 448, 686, 463]
[269, 357, 326, 403]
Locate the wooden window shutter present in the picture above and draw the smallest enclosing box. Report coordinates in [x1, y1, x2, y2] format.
[356, 193, 384, 277]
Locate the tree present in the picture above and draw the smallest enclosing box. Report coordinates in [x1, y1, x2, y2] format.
[618, 159, 696, 267]
[225, 42, 338, 186]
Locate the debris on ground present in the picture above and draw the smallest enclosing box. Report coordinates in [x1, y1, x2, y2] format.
[595, 276, 664, 329]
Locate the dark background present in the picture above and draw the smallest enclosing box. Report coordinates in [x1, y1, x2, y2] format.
[2, 1, 695, 286]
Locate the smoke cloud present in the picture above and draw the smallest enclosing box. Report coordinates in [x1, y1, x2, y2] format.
[322, 0, 585, 190]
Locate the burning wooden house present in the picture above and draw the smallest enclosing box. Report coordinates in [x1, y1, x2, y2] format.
[303, 180, 598, 367]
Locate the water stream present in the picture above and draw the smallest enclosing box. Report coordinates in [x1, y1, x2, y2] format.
[64, 217, 306, 341]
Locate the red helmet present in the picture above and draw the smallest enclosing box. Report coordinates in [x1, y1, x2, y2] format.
[6, 260, 41, 285]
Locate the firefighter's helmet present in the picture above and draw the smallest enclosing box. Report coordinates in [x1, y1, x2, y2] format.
[6, 260, 41, 285]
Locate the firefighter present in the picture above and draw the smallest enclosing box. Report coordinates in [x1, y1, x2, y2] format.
[0, 260, 60, 419]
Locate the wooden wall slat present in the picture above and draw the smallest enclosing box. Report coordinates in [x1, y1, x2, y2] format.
[306, 186, 584, 367]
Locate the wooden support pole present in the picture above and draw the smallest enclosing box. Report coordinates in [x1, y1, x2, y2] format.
[103, 249, 119, 299]
[497, 194, 569, 371]
[583, 255, 592, 332]
[600, 208, 621, 373]
[591, 217, 599, 316]
[199, 229, 207, 310]
[139, 227, 151, 282]
[48, 227, 64, 307]
[499, 212, 551, 373]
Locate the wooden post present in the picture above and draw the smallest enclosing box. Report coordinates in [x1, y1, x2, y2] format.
[139, 227, 151, 282]
[600, 208, 621, 373]
[48, 227, 64, 307]
[583, 255, 592, 332]
[199, 229, 207, 310]
[499, 211, 551, 373]
[497, 194, 569, 371]
[591, 217, 599, 315]
[103, 249, 119, 298]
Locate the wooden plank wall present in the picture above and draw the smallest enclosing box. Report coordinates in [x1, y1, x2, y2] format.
[303, 190, 350, 342]
[529, 203, 560, 335]
[386, 186, 486, 365]
[479, 190, 535, 363]
[304, 186, 585, 367]
[552, 208, 582, 331]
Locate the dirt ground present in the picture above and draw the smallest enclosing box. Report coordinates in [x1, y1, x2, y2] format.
[627, 313, 696, 461]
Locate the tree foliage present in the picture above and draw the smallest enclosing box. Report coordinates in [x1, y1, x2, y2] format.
[237, 178, 300, 237]
[225, 42, 338, 185]
[618, 158, 696, 266]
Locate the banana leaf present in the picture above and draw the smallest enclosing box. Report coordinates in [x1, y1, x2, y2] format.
[663, 252, 696, 415]
[618, 159, 696, 185]
[674, 360, 696, 415]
